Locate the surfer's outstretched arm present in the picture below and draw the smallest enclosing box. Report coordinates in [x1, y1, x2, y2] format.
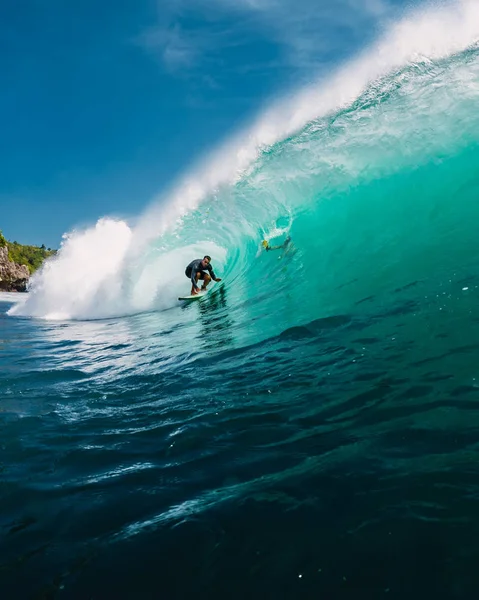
[206, 263, 222, 283]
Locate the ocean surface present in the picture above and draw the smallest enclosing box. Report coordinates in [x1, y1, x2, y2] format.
[3, 3, 479, 598]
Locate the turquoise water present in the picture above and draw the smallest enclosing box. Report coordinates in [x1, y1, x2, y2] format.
[3, 19, 479, 599]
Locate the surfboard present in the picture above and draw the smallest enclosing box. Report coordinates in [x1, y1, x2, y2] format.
[178, 291, 207, 301]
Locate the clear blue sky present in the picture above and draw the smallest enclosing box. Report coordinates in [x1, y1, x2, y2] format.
[1, 0, 411, 248]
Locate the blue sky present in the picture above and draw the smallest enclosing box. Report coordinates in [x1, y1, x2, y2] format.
[1, 0, 410, 248]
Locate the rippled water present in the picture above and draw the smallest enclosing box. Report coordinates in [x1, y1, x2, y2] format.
[4, 2, 479, 597]
[3, 264, 479, 598]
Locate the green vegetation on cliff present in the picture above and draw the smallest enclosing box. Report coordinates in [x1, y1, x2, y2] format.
[0, 230, 56, 274]
[8, 242, 56, 274]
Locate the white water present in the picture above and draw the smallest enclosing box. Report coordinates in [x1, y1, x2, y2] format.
[9, 218, 226, 319]
[0, 292, 27, 304]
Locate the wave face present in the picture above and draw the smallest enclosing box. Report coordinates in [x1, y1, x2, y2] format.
[10, 52, 479, 349]
[8, 1, 479, 342]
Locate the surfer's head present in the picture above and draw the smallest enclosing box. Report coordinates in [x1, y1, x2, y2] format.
[202, 255, 211, 267]
[262, 240, 269, 248]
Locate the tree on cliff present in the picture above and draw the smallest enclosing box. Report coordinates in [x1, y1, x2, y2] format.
[0, 229, 56, 274]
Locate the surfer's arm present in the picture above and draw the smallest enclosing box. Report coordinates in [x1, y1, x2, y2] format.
[190, 275, 199, 291]
[190, 262, 200, 290]
[208, 264, 221, 281]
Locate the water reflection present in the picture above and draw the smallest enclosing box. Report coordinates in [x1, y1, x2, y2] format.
[197, 286, 234, 352]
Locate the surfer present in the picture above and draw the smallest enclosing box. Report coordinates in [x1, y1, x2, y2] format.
[262, 235, 292, 252]
[185, 255, 222, 296]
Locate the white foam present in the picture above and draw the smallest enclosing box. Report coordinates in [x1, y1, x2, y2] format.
[0, 292, 27, 304]
[8, 217, 226, 320]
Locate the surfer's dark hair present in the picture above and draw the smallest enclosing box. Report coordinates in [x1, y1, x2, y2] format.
[204, 255, 211, 261]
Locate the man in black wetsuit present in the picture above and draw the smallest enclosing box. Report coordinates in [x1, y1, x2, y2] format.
[185, 255, 222, 296]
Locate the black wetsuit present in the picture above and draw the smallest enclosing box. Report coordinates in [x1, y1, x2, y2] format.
[185, 259, 217, 290]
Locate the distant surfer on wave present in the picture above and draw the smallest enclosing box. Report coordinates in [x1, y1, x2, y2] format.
[185, 255, 222, 296]
[262, 235, 292, 252]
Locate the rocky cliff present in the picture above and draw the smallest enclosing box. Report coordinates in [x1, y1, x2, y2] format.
[0, 245, 30, 292]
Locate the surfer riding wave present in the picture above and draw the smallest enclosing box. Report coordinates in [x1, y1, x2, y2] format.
[185, 255, 222, 296]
